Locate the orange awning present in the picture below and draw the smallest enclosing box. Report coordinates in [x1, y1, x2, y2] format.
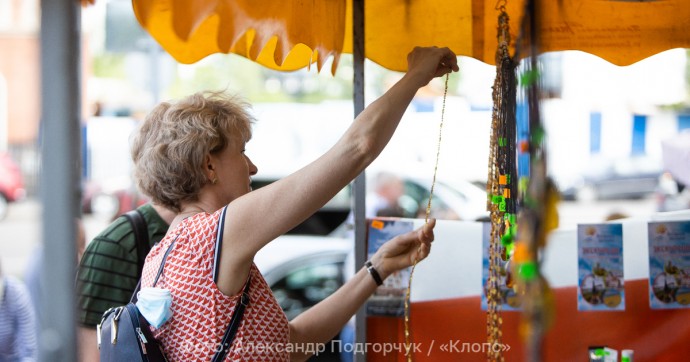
[131, 0, 690, 73]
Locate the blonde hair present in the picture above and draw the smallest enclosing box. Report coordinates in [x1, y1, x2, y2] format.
[131, 91, 254, 212]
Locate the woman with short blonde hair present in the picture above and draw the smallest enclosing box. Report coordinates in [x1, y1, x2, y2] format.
[132, 91, 254, 212]
[134, 46, 457, 361]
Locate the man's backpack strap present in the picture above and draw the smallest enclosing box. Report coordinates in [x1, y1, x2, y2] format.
[123, 209, 150, 279]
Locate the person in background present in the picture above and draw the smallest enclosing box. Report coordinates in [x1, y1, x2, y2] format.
[342, 171, 407, 240]
[130, 46, 453, 361]
[24, 217, 86, 329]
[657, 174, 690, 212]
[75, 204, 175, 361]
[367, 172, 406, 218]
[0, 259, 37, 361]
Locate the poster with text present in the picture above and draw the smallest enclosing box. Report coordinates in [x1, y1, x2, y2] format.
[648, 220, 690, 309]
[577, 224, 625, 311]
[366, 218, 414, 317]
[481, 222, 521, 311]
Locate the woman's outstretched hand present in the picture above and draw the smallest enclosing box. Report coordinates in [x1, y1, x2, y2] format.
[405, 46, 459, 88]
[369, 219, 436, 280]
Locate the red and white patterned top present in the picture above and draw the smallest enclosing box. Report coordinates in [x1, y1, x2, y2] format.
[140, 210, 290, 361]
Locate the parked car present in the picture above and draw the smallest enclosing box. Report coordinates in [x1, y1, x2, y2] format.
[399, 176, 489, 221]
[81, 178, 149, 220]
[0, 152, 26, 221]
[252, 174, 489, 238]
[560, 155, 663, 201]
[256, 236, 351, 318]
[255, 235, 351, 361]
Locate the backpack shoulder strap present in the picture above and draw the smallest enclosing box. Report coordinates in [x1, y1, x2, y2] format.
[123, 209, 150, 279]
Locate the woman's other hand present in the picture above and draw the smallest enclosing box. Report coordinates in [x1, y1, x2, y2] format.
[405, 46, 459, 88]
[370, 219, 436, 280]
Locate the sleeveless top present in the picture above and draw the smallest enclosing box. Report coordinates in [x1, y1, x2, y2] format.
[140, 209, 290, 361]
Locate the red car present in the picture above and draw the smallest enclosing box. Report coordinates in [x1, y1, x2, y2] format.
[81, 180, 149, 221]
[0, 152, 26, 220]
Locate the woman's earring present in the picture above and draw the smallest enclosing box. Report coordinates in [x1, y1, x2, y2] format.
[211, 177, 218, 185]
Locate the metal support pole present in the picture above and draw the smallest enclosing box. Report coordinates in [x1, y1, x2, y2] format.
[352, 0, 366, 361]
[39, 0, 81, 360]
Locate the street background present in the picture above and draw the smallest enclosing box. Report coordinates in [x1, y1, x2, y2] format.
[0, 196, 657, 279]
[0, 0, 688, 306]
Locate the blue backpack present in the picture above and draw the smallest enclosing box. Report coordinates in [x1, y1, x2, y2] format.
[97, 206, 249, 362]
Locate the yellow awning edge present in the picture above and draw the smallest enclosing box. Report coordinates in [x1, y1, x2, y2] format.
[133, 0, 346, 73]
[132, 0, 690, 73]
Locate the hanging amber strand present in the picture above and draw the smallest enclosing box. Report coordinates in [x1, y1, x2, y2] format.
[513, 0, 558, 360]
[403, 73, 450, 362]
[486, 4, 517, 361]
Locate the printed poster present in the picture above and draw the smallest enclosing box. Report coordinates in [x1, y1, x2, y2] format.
[648, 220, 690, 309]
[366, 218, 414, 317]
[481, 222, 521, 311]
[577, 224, 625, 311]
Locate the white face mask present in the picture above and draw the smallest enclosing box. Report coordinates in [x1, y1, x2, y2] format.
[136, 287, 173, 328]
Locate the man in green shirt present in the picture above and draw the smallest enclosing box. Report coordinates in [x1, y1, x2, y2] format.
[75, 203, 175, 361]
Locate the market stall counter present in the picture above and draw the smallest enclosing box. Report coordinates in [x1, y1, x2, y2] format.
[365, 210, 690, 361]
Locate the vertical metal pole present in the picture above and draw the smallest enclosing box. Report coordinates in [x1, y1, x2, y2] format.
[39, 0, 80, 360]
[0, 75, 7, 151]
[352, 0, 366, 361]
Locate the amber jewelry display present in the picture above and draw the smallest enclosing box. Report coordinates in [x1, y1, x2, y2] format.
[403, 72, 450, 362]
